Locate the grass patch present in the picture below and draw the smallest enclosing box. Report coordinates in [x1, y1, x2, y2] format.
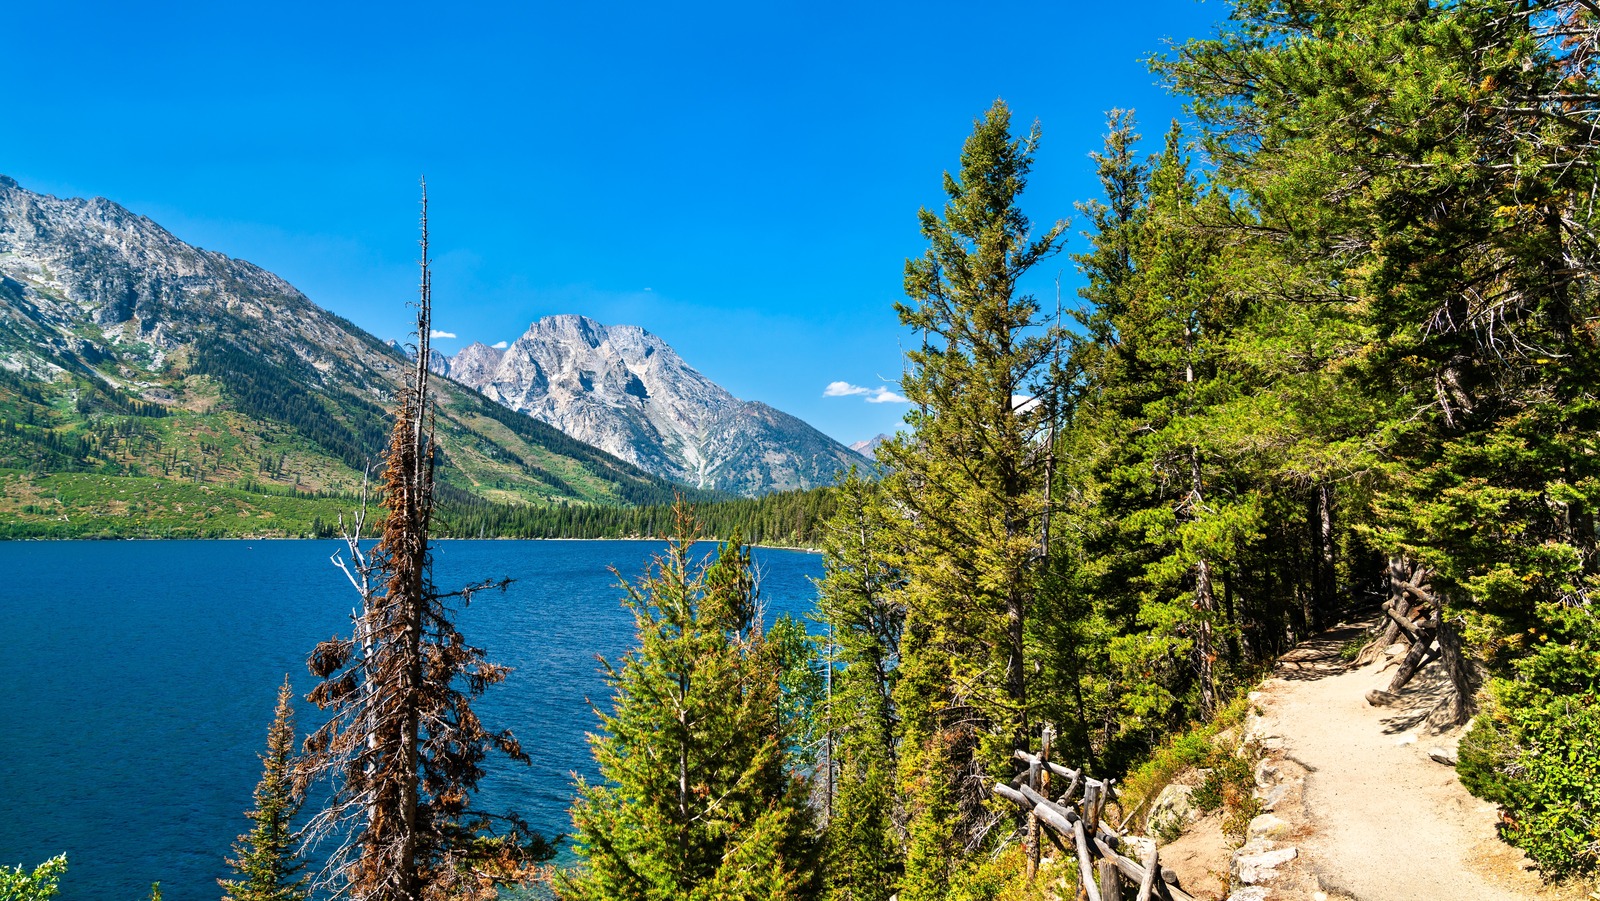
[1117, 694, 1253, 838]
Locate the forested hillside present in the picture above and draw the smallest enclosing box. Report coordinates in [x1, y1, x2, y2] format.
[435, 482, 839, 546]
[799, 1, 1600, 896]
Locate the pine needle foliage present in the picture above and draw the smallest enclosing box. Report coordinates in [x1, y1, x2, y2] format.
[815, 471, 904, 901]
[882, 98, 1067, 871]
[221, 677, 309, 901]
[0, 856, 67, 901]
[563, 503, 820, 901]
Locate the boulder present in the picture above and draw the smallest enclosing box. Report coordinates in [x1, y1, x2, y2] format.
[1247, 813, 1291, 840]
[1234, 846, 1298, 884]
[1148, 784, 1200, 837]
[1428, 746, 1458, 766]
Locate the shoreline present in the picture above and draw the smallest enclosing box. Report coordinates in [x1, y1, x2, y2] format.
[0, 533, 822, 553]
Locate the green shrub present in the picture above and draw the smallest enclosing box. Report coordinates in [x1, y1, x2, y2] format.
[1461, 688, 1600, 877]
[1193, 751, 1253, 814]
[0, 855, 67, 901]
[1118, 695, 1251, 832]
[947, 846, 1059, 901]
[1459, 609, 1600, 877]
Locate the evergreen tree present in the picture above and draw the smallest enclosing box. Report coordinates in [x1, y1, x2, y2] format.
[221, 677, 308, 901]
[1163, 0, 1600, 871]
[564, 505, 819, 901]
[769, 613, 827, 776]
[882, 98, 1067, 895]
[815, 471, 904, 901]
[297, 182, 547, 901]
[0, 856, 66, 901]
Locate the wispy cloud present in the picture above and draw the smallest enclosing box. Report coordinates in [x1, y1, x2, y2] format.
[824, 381, 872, 397]
[430, 329, 457, 339]
[825, 381, 908, 404]
[491, 340, 508, 349]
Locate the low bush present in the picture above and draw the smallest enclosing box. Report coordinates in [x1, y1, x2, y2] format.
[1118, 695, 1252, 836]
[1458, 607, 1600, 878]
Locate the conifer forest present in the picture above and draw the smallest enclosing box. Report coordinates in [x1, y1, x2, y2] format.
[9, 1, 1600, 899]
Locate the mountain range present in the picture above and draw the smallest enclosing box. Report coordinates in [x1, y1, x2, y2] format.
[433, 316, 865, 496]
[0, 175, 866, 539]
[0, 177, 715, 534]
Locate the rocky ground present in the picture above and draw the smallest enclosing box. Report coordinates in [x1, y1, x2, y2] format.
[1154, 622, 1591, 901]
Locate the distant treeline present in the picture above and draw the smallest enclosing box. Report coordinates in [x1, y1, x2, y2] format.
[435, 483, 839, 547]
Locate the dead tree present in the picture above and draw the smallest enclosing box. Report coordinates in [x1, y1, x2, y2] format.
[1354, 558, 1428, 666]
[296, 180, 542, 901]
[1359, 559, 1479, 726]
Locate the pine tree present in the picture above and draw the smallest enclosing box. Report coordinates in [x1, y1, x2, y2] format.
[1163, 0, 1600, 872]
[564, 505, 819, 901]
[0, 856, 66, 901]
[882, 98, 1067, 895]
[816, 471, 904, 901]
[221, 677, 308, 901]
[297, 181, 547, 901]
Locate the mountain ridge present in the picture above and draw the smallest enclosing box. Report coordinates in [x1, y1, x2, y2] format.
[436, 314, 867, 496]
[0, 175, 718, 535]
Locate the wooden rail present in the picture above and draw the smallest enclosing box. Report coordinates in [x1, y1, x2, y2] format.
[987, 730, 1194, 901]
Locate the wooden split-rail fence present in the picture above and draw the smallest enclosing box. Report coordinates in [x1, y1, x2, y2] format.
[988, 729, 1194, 901]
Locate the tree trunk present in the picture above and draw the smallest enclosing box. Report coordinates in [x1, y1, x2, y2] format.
[1430, 611, 1479, 728]
[1194, 554, 1217, 717]
[1309, 484, 1338, 629]
[1355, 558, 1422, 666]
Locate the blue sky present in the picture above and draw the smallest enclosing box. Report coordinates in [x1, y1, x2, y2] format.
[3, 1, 1226, 446]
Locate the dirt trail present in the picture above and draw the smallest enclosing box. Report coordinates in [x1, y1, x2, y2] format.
[1250, 624, 1565, 901]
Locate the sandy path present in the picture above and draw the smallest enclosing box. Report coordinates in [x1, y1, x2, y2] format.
[1252, 627, 1556, 901]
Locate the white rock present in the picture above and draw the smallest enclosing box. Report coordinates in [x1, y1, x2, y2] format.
[1254, 759, 1280, 787]
[1428, 746, 1458, 766]
[1247, 813, 1291, 840]
[1237, 837, 1277, 856]
[1226, 889, 1270, 901]
[1235, 846, 1299, 884]
[1121, 835, 1156, 862]
[1258, 782, 1291, 811]
[1148, 784, 1200, 837]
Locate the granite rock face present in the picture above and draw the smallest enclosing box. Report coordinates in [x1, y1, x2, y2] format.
[440, 314, 867, 495]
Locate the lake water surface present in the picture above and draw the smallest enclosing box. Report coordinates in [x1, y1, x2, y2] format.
[0, 539, 823, 901]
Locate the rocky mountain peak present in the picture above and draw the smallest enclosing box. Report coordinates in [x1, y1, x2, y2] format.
[442, 315, 863, 495]
[851, 433, 891, 459]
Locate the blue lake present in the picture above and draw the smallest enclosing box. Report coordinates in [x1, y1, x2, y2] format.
[0, 539, 823, 901]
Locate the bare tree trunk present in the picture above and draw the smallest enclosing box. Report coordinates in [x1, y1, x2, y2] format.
[1431, 613, 1479, 727]
[1194, 553, 1217, 717]
[1184, 322, 1217, 715]
[1355, 559, 1423, 666]
[1309, 484, 1337, 629]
